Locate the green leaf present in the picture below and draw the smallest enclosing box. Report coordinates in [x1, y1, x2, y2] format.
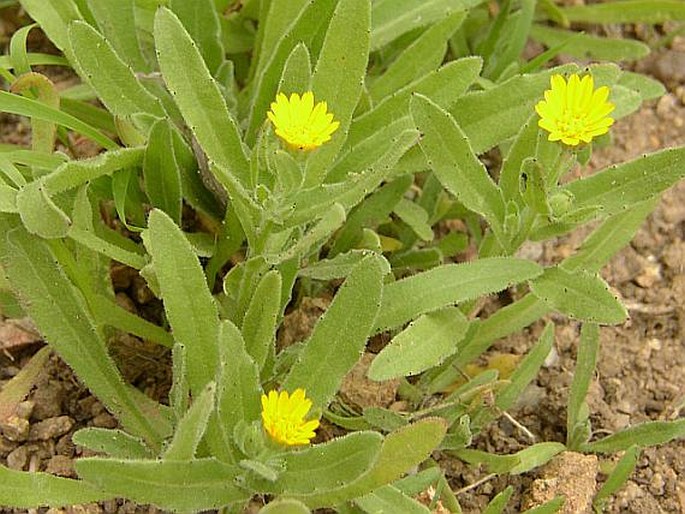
[299, 418, 447, 508]
[495, 322, 554, 412]
[169, 0, 224, 74]
[259, 499, 311, 514]
[304, 0, 371, 186]
[370, 0, 486, 51]
[561, 147, 685, 219]
[374, 257, 542, 332]
[143, 120, 182, 223]
[86, 0, 149, 71]
[455, 442, 565, 475]
[278, 43, 313, 98]
[16, 179, 70, 238]
[9, 23, 37, 76]
[154, 8, 249, 186]
[618, 71, 665, 102]
[283, 256, 383, 409]
[522, 497, 565, 514]
[68, 22, 163, 118]
[0, 465, 110, 508]
[355, 485, 431, 514]
[483, 486, 513, 514]
[411, 93, 506, 240]
[300, 251, 391, 281]
[393, 199, 434, 242]
[254, 432, 384, 495]
[241, 270, 281, 369]
[18, 0, 82, 60]
[143, 209, 220, 395]
[75, 458, 249, 511]
[347, 57, 482, 148]
[163, 382, 215, 460]
[215, 320, 262, 450]
[593, 446, 639, 511]
[561, 1, 685, 24]
[369, 10, 465, 103]
[567, 323, 599, 450]
[562, 199, 658, 274]
[530, 25, 650, 62]
[0, 90, 117, 149]
[72, 427, 154, 459]
[1, 226, 164, 449]
[369, 307, 469, 381]
[582, 419, 685, 454]
[529, 267, 627, 324]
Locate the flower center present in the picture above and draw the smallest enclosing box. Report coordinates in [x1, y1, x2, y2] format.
[557, 109, 588, 137]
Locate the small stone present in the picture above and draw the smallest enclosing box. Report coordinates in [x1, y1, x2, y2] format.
[45, 454, 76, 478]
[0, 415, 30, 442]
[15, 400, 34, 420]
[6, 444, 29, 470]
[28, 416, 74, 441]
[66, 503, 103, 514]
[92, 413, 118, 429]
[102, 500, 119, 514]
[56, 433, 76, 457]
[340, 353, 399, 409]
[0, 435, 17, 456]
[132, 275, 155, 304]
[656, 94, 677, 119]
[115, 292, 137, 314]
[31, 381, 65, 420]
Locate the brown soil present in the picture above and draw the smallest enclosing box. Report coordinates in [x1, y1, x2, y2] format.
[1, 16, 684, 514]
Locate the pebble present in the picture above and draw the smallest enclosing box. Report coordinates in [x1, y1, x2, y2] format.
[15, 400, 34, 420]
[92, 413, 118, 429]
[28, 416, 74, 441]
[0, 415, 30, 442]
[31, 381, 66, 420]
[45, 454, 76, 478]
[656, 94, 677, 119]
[0, 435, 17, 456]
[6, 444, 29, 470]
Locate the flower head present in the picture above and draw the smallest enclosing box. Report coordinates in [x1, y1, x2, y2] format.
[535, 74, 614, 146]
[261, 388, 320, 446]
[267, 92, 340, 151]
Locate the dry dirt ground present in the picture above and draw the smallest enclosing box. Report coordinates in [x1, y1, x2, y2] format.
[0, 15, 684, 514]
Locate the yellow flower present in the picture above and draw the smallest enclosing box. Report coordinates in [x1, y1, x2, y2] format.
[535, 74, 615, 146]
[267, 92, 340, 151]
[261, 388, 320, 446]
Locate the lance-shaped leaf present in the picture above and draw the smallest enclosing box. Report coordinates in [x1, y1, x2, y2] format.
[143, 209, 220, 395]
[370, 0, 485, 51]
[582, 419, 685, 454]
[16, 179, 70, 238]
[0, 465, 111, 508]
[154, 8, 249, 186]
[72, 428, 154, 460]
[300, 418, 447, 508]
[75, 458, 249, 511]
[18, 0, 82, 61]
[304, 0, 371, 186]
[355, 485, 431, 513]
[369, 307, 469, 381]
[1, 226, 164, 449]
[411, 94, 506, 239]
[163, 382, 216, 461]
[68, 22, 163, 118]
[561, 146, 685, 218]
[529, 267, 627, 324]
[283, 256, 384, 409]
[347, 57, 482, 148]
[215, 320, 262, 450]
[259, 499, 311, 514]
[252, 432, 384, 495]
[86, 0, 149, 71]
[169, 0, 224, 74]
[369, 10, 465, 103]
[0, 90, 117, 149]
[242, 270, 282, 369]
[561, 1, 685, 24]
[374, 257, 542, 332]
[143, 120, 182, 223]
[567, 323, 599, 450]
